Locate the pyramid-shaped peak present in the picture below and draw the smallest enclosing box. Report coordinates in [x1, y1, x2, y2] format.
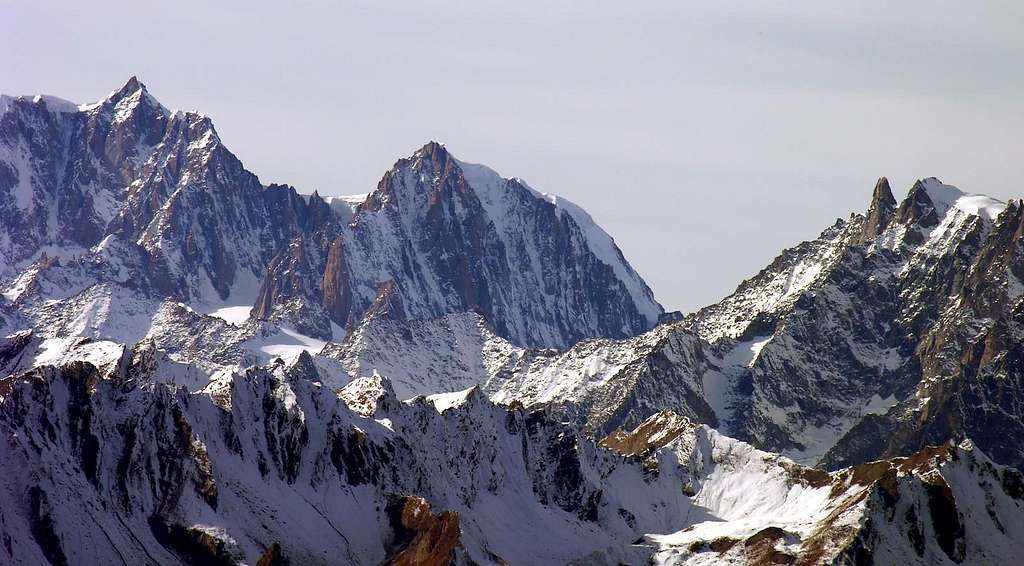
[916, 177, 964, 206]
[416, 140, 447, 153]
[411, 140, 455, 165]
[860, 176, 898, 241]
[895, 179, 942, 229]
[871, 177, 896, 207]
[109, 76, 148, 102]
[104, 76, 170, 113]
[122, 76, 145, 92]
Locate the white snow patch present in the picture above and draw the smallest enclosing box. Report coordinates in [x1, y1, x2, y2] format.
[2, 144, 35, 211]
[330, 322, 346, 342]
[32, 337, 124, 369]
[206, 305, 253, 325]
[862, 393, 898, 416]
[722, 336, 773, 369]
[780, 261, 823, 304]
[426, 387, 477, 413]
[920, 177, 1005, 220]
[702, 336, 772, 433]
[247, 327, 327, 363]
[193, 269, 261, 325]
[321, 194, 368, 222]
[0, 93, 80, 116]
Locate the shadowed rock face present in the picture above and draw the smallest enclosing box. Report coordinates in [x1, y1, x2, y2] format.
[0, 80, 167, 268]
[0, 78, 330, 305]
[895, 180, 942, 228]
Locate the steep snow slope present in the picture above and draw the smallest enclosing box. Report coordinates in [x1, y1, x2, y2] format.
[457, 158, 661, 327]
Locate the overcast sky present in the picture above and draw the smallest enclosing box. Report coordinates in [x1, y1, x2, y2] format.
[3, 1, 1023, 312]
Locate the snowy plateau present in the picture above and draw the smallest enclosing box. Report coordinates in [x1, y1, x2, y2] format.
[1, 78, 1024, 565]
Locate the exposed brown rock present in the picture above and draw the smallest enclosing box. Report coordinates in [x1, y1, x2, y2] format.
[895, 180, 941, 230]
[253, 239, 308, 322]
[386, 496, 461, 566]
[257, 542, 289, 566]
[860, 176, 897, 241]
[710, 536, 740, 554]
[366, 279, 407, 321]
[599, 410, 693, 457]
[147, 517, 235, 566]
[744, 527, 796, 565]
[321, 236, 352, 325]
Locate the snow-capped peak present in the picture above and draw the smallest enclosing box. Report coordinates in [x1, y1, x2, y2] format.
[0, 93, 82, 117]
[71, 76, 170, 118]
[1, 76, 171, 118]
[917, 177, 1005, 220]
[103, 75, 148, 106]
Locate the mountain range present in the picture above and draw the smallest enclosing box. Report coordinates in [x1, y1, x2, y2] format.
[2, 78, 1023, 565]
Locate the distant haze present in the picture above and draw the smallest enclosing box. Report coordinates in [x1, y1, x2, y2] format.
[4, 1, 1023, 313]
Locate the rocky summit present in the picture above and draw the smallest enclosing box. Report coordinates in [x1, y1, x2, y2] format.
[2, 79, 1024, 565]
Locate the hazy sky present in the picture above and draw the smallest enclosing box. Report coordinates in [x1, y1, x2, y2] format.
[4, 1, 1023, 312]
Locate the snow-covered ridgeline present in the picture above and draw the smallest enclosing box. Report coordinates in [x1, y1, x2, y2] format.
[2, 353, 1021, 565]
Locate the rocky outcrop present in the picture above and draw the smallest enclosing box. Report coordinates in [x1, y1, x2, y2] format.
[386, 497, 461, 566]
[252, 237, 334, 339]
[860, 176, 897, 241]
[9, 76, 1024, 565]
[321, 237, 352, 326]
[599, 410, 693, 457]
